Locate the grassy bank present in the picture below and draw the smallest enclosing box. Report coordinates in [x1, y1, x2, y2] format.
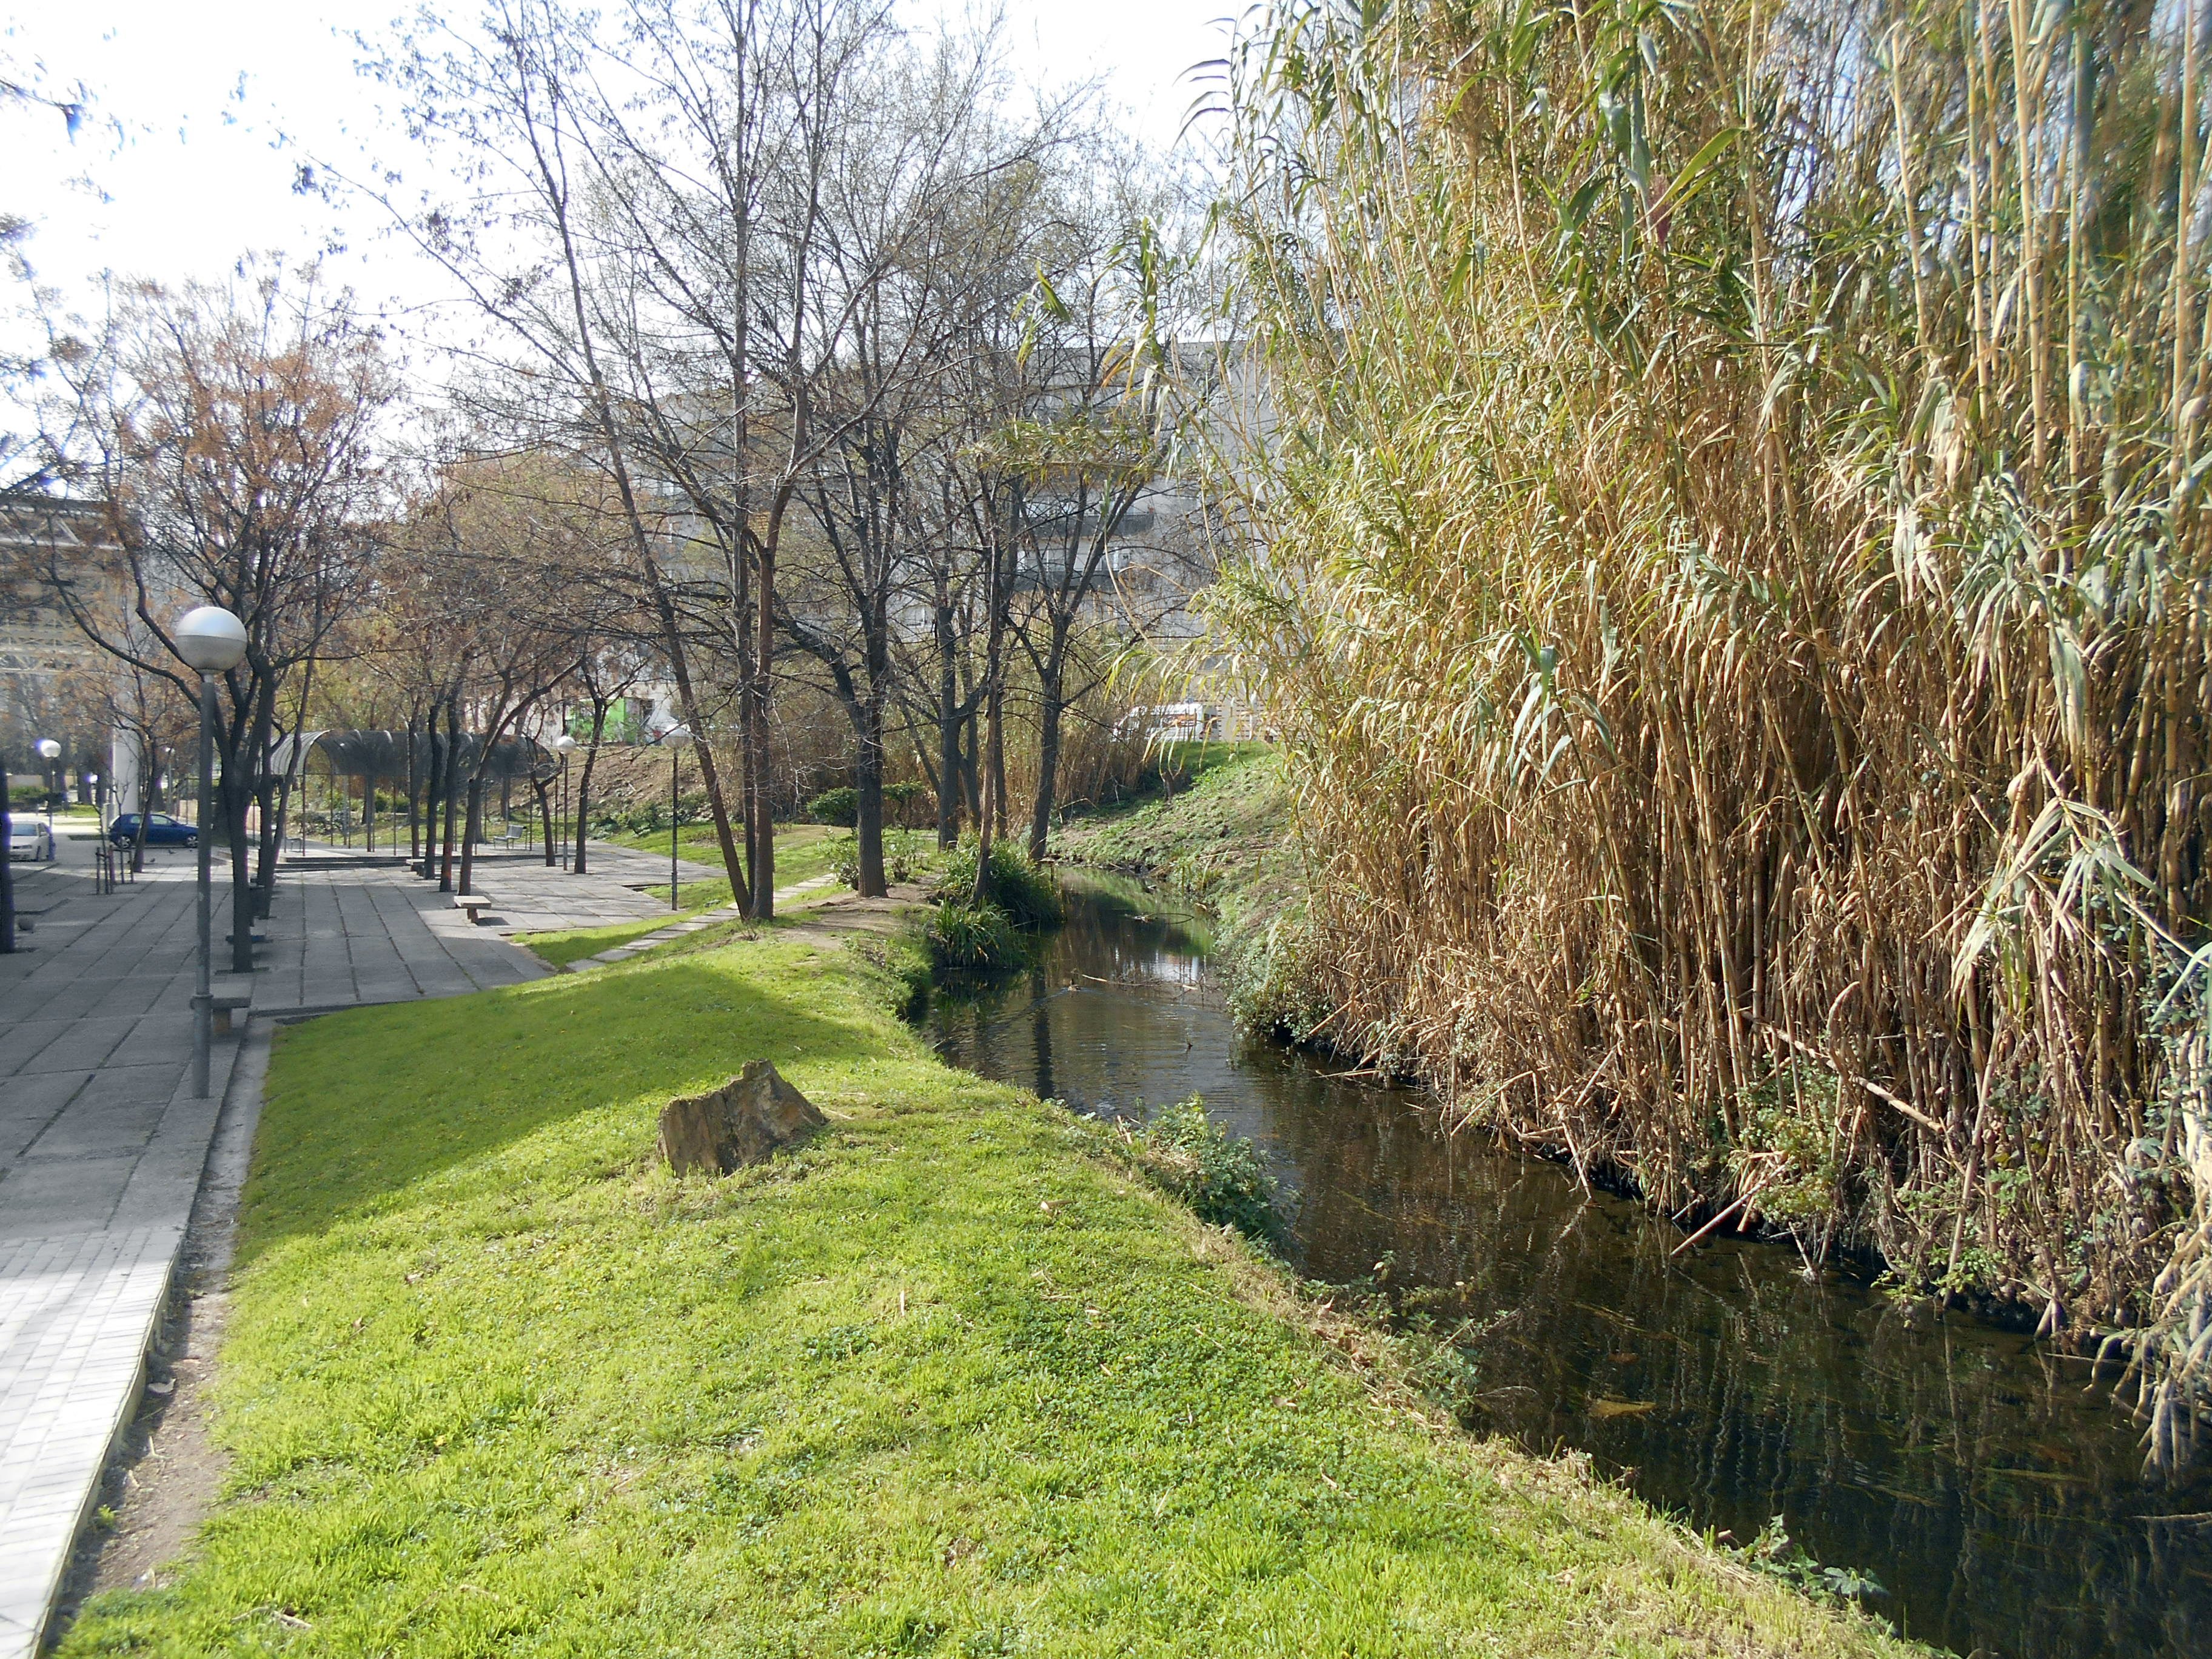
[1053, 745, 1293, 929]
[63, 932, 1911, 1657]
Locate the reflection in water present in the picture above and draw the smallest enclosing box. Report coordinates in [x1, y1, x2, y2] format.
[922, 881, 2212, 1659]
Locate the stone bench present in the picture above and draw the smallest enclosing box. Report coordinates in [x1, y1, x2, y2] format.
[454, 893, 492, 924]
[211, 994, 252, 1036]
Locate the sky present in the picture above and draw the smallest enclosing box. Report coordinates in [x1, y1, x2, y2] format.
[1, 0, 1240, 366]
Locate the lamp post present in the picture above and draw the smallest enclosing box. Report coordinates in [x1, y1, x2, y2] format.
[176, 605, 247, 1099]
[663, 725, 691, 910]
[36, 739, 59, 831]
[1, 751, 16, 953]
[552, 733, 578, 871]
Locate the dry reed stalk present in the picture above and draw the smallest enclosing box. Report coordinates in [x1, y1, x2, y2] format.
[1207, 0, 2212, 1466]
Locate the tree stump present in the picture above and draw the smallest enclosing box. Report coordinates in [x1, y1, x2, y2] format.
[657, 1061, 824, 1175]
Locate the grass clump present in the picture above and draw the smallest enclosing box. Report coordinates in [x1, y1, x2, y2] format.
[56, 933, 1914, 1658]
[931, 839, 1064, 929]
[923, 896, 1025, 971]
[922, 840, 1064, 968]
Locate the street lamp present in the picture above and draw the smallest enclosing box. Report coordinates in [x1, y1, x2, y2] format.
[663, 724, 691, 910]
[35, 739, 59, 828]
[176, 604, 247, 1099]
[552, 733, 578, 873]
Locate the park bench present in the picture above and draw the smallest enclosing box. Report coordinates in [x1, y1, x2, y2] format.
[454, 893, 493, 925]
[212, 994, 253, 1036]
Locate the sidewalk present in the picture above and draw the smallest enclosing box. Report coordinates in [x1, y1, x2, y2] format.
[0, 834, 676, 1657]
[0, 847, 228, 1659]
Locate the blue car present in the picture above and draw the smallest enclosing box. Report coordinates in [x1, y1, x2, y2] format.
[107, 812, 198, 848]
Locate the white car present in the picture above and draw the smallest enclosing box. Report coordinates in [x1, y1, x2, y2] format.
[7, 816, 55, 862]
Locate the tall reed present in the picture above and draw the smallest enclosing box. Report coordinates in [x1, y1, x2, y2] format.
[1208, 0, 2212, 1463]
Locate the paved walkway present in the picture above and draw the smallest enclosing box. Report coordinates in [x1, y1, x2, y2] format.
[0, 828, 697, 1657]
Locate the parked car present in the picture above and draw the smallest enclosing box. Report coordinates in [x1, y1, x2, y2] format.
[106, 812, 198, 848]
[7, 815, 55, 862]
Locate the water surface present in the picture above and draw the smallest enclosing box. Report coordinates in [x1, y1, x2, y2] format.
[922, 879, 2212, 1659]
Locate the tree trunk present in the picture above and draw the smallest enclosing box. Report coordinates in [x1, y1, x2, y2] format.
[262, 760, 292, 902]
[536, 773, 555, 865]
[130, 736, 150, 874]
[735, 528, 762, 916]
[228, 682, 275, 971]
[936, 577, 959, 848]
[1029, 646, 1065, 863]
[985, 677, 1007, 845]
[406, 717, 421, 865]
[226, 766, 254, 974]
[575, 702, 603, 876]
[972, 537, 1007, 905]
[960, 708, 980, 823]
[748, 532, 779, 919]
[460, 774, 483, 897]
[420, 728, 437, 877]
[856, 687, 888, 898]
[257, 656, 314, 912]
[252, 768, 280, 917]
[438, 699, 462, 893]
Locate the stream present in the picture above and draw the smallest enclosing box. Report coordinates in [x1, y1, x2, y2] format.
[919, 876, 2212, 1659]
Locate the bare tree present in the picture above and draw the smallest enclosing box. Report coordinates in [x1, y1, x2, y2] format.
[33, 264, 390, 968]
[356, 0, 941, 918]
[779, 27, 1070, 894]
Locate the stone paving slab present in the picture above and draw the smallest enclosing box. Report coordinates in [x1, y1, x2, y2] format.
[0, 1024, 240, 1659]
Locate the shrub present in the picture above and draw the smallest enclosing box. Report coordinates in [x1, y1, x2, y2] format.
[929, 839, 1062, 930]
[883, 779, 928, 827]
[1225, 911, 1335, 1045]
[808, 787, 859, 827]
[1125, 1096, 1280, 1242]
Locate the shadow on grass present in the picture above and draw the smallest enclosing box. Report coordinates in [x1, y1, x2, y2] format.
[241, 951, 891, 1267]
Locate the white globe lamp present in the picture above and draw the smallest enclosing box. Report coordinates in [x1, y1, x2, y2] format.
[174, 606, 248, 673]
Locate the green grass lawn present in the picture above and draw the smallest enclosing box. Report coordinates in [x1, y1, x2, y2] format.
[59, 936, 1914, 1658]
[512, 891, 737, 968]
[605, 817, 837, 863]
[603, 823, 941, 890]
[518, 828, 939, 970]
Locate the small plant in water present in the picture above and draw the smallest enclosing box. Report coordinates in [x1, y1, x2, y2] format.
[1735, 1515, 1887, 1607]
[1124, 1096, 1281, 1243]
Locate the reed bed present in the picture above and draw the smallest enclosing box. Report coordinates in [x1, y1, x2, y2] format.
[1208, 0, 2212, 1463]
